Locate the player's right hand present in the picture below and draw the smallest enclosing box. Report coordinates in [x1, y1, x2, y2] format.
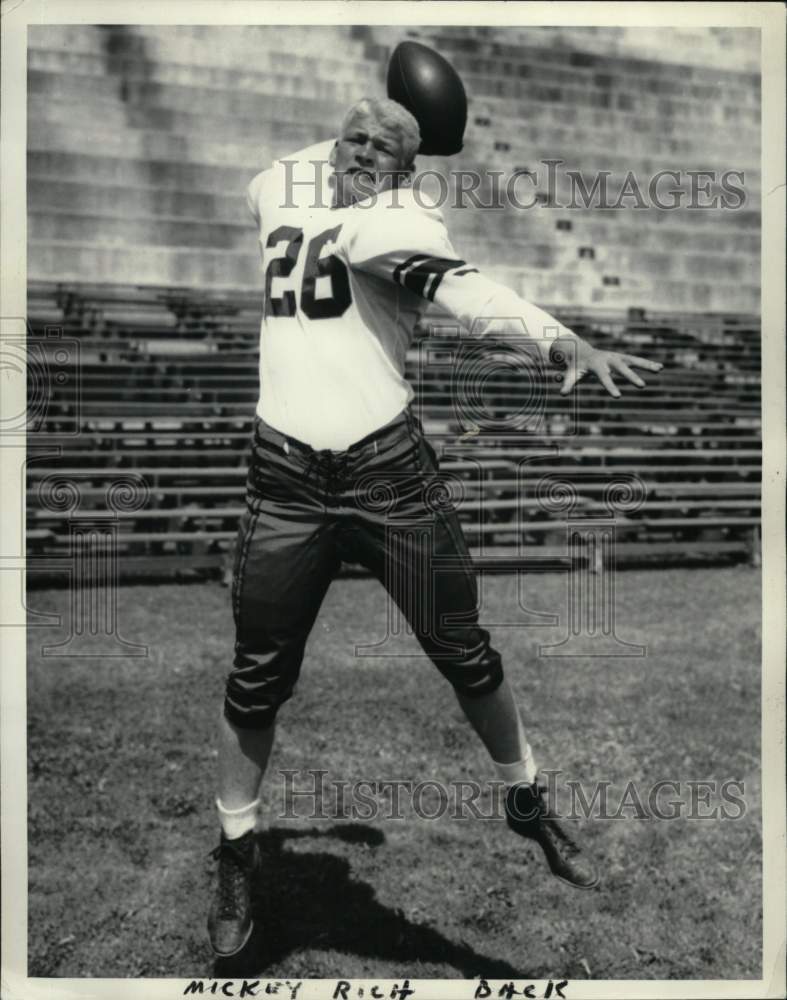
[558, 340, 663, 398]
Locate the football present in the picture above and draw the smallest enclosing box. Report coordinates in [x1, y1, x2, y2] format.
[386, 40, 468, 156]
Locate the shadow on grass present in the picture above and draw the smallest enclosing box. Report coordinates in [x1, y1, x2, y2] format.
[213, 823, 525, 979]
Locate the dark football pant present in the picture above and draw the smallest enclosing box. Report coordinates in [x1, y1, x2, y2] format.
[225, 407, 504, 729]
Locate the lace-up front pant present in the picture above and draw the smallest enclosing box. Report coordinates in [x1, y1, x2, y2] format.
[225, 408, 504, 728]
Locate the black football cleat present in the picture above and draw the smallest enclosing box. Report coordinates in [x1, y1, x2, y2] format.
[207, 831, 260, 956]
[505, 781, 600, 890]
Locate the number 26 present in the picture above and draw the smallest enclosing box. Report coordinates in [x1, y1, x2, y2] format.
[264, 225, 351, 320]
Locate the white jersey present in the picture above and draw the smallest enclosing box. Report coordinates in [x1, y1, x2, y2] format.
[246, 142, 555, 450]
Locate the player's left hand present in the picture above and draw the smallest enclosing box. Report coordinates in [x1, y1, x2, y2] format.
[559, 343, 663, 398]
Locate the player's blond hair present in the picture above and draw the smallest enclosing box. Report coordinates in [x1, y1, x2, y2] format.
[340, 98, 421, 167]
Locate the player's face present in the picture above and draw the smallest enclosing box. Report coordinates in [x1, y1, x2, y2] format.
[332, 111, 412, 207]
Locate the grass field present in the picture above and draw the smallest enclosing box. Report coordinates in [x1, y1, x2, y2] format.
[26, 566, 762, 981]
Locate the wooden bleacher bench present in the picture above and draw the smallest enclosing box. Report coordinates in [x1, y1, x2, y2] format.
[27, 528, 57, 552]
[29, 513, 760, 577]
[26, 283, 762, 574]
[26, 478, 761, 504]
[28, 499, 762, 546]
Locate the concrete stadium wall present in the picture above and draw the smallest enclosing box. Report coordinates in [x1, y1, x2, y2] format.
[27, 25, 760, 313]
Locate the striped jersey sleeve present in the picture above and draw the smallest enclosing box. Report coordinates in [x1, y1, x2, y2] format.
[342, 189, 544, 346]
[391, 252, 480, 304]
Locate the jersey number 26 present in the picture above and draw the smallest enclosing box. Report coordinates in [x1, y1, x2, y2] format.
[264, 225, 351, 320]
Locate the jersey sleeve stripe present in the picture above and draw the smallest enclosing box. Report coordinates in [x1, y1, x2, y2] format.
[393, 254, 431, 288]
[423, 259, 470, 302]
[393, 255, 469, 301]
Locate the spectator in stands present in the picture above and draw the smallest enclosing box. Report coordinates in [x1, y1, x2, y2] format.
[207, 97, 663, 956]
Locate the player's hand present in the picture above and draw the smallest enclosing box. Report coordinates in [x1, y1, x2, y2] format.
[558, 341, 663, 398]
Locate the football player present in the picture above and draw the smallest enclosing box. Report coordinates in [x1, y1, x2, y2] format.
[208, 96, 662, 956]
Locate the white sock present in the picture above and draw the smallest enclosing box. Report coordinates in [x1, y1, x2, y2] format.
[216, 797, 259, 840]
[493, 744, 538, 787]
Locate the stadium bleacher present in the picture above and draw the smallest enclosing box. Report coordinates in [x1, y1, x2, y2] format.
[25, 26, 761, 577]
[27, 282, 761, 576]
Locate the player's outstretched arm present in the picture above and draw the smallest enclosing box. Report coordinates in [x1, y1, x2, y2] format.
[345, 192, 663, 399]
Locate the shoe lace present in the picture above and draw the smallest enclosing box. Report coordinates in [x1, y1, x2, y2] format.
[541, 817, 582, 857]
[534, 788, 582, 858]
[210, 840, 253, 918]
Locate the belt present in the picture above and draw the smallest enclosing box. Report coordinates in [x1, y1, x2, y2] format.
[255, 407, 416, 460]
